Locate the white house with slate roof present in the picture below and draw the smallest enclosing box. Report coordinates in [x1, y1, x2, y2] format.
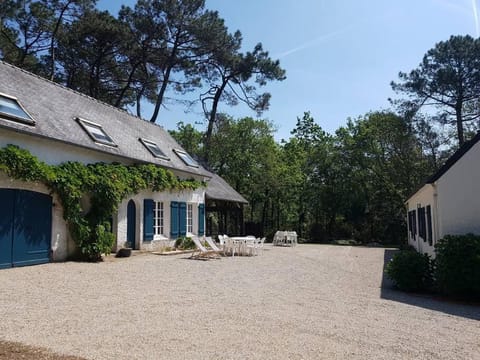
[405, 132, 480, 257]
[0, 61, 246, 268]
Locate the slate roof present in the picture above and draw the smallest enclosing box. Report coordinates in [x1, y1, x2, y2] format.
[205, 171, 248, 204]
[426, 131, 480, 183]
[0, 61, 209, 177]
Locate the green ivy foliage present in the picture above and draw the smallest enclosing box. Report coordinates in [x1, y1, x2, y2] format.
[0, 145, 204, 261]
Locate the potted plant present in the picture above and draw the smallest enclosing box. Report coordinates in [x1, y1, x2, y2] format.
[116, 241, 132, 258]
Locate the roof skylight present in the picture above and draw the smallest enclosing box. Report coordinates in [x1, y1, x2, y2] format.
[174, 149, 198, 167]
[76, 117, 116, 147]
[0, 93, 35, 125]
[140, 138, 169, 160]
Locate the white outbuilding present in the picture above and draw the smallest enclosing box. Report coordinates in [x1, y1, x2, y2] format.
[405, 132, 480, 257]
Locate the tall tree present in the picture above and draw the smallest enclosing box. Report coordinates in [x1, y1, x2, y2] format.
[0, 0, 95, 75]
[55, 9, 133, 105]
[335, 111, 429, 243]
[119, 0, 228, 123]
[200, 38, 286, 159]
[391, 35, 480, 145]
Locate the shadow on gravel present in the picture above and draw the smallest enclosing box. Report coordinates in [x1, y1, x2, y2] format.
[380, 249, 480, 321]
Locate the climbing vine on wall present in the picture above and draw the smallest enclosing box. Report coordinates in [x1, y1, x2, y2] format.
[0, 145, 204, 261]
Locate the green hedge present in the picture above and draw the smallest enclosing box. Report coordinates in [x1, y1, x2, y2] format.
[386, 249, 434, 292]
[435, 234, 480, 298]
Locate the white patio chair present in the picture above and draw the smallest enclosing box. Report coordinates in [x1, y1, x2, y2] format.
[223, 237, 236, 257]
[273, 231, 280, 246]
[218, 235, 225, 249]
[257, 237, 266, 252]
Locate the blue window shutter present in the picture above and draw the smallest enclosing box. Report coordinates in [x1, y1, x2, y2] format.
[170, 202, 179, 238]
[179, 202, 187, 236]
[198, 204, 205, 236]
[143, 199, 154, 241]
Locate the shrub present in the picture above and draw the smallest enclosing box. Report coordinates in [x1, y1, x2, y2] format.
[386, 250, 433, 292]
[174, 237, 196, 250]
[435, 234, 480, 298]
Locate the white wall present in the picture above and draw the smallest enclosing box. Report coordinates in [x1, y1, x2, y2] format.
[436, 141, 480, 238]
[116, 188, 206, 252]
[405, 184, 436, 257]
[0, 173, 72, 261]
[0, 130, 130, 165]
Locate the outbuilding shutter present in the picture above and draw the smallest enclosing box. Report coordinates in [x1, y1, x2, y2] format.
[198, 204, 205, 236]
[143, 199, 154, 241]
[418, 207, 426, 242]
[426, 205, 433, 246]
[412, 210, 417, 239]
[170, 201, 179, 238]
[179, 202, 187, 236]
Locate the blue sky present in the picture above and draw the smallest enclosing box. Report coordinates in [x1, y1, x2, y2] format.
[98, 0, 480, 141]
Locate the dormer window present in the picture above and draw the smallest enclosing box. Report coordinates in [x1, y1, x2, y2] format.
[0, 93, 35, 125]
[76, 117, 116, 147]
[140, 138, 169, 160]
[174, 149, 198, 167]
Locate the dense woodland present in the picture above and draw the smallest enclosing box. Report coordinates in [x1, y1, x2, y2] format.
[2, 0, 480, 244]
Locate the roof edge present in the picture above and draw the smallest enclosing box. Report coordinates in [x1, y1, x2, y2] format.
[426, 131, 480, 184]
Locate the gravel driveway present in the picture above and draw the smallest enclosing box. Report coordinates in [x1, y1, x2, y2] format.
[0, 244, 478, 360]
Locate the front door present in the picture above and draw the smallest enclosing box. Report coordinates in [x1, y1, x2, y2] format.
[127, 200, 136, 249]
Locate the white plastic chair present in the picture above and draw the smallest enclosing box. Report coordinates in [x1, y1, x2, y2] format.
[224, 237, 236, 257]
[218, 235, 225, 250]
[257, 237, 266, 252]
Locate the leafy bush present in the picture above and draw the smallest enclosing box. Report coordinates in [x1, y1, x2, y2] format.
[386, 250, 433, 292]
[435, 234, 480, 298]
[175, 237, 196, 250]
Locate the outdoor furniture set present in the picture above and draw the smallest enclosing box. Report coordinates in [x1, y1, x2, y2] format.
[272, 231, 298, 246]
[190, 235, 265, 260]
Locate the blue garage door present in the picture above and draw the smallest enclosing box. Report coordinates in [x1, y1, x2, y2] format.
[0, 189, 52, 269]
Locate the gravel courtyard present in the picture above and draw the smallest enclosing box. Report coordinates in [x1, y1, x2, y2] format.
[0, 244, 478, 360]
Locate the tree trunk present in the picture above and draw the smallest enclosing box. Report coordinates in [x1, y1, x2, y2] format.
[204, 79, 228, 161]
[149, 65, 172, 123]
[115, 62, 140, 108]
[136, 86, 145, 117]
[455, 103, 465, 145]
[49, 1, 73, 81]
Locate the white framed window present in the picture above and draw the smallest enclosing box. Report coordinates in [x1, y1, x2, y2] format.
[154, 201, 164, 235]
[174, 149, 198, 167]
[0, 93, 35, 125]
[76, 117, 117, 147]
[139, 138, 169, 160]
[187, 203, 193, 233]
